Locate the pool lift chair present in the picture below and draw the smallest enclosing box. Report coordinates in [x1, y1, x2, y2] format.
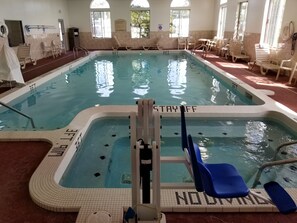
[125, 99, 166, 223]
[180, 105, 249, 198]
[180, 105, 297, 213]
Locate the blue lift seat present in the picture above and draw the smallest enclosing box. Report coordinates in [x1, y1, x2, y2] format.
[187, 134, 249, 198]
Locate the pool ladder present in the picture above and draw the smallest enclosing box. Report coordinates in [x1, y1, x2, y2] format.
[252, 140, 297, 188]
[73, 46, 89, 58]
[0, 101, 35, 128]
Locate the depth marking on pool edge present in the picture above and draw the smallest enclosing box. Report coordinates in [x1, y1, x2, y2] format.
[153, 105, 197, 113]
[175, 191, 269, 206]
[48, 129, 78, 157]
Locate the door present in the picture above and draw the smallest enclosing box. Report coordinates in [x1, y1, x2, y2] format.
[58, 19, 66, 50]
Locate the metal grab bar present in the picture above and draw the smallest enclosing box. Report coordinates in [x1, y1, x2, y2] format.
[252, 140, 297, 188]
[0, 102, 35, 128]
[252, 157, 297, 188]
[73, 46, 89, 57]
[273, 140, 297, 160]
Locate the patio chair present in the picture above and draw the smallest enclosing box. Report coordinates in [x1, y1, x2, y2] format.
[249, 44, 280, 75]
[41, 41, 55, 58]
[51, 40, 65, 57]
[112, 35, 132, 50]
[228, 40, 250, 63]
[17, 44, 37, 69]
[186, 36, 196, 50]
[142, 37, 161, 50]
[276, 52, 297, 84]
[199, 39, 217, 57]
[177, 38, 187, 50]
[215, 38, 228, 56]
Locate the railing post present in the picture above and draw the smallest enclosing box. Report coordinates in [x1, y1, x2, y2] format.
[0, 101, 35, 128]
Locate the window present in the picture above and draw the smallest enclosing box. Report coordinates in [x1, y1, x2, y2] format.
[170, 0, 190, 38]
[260, 0, 286, 47]
[130, 0, 150, 38]
[217, 1, 227, 39]
[90, 0, 111, 38]
[234, 1, 248, 41]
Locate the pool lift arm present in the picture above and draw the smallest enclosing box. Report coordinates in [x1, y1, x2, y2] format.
[127, 99, 166, 223]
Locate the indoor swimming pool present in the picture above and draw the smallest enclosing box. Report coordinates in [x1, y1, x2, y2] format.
[0, 51, 256, 131]
[59, 117, 297, 189]
[13, 51, 297, 220]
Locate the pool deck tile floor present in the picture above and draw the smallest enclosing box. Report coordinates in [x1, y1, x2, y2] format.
[1, 50, 297, 223]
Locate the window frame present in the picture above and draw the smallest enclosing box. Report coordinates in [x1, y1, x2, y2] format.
[169, 0, 191, 38]
[130, 0, 150, 39]
[217, 3, 227, 39]
[234, 1, 248, 41]
[260, 0, 286, 47]
[90, 0, 111, 38]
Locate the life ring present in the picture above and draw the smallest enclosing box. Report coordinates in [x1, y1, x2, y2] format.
[0, 22, 9, 38]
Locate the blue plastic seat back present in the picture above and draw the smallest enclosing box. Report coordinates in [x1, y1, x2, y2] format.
[188, 134, 249, 198]
[187, 134, 204, 191]
[264, 181, 297, 214]
[196, 161, 217, 196]
[180, 105, 188, 151]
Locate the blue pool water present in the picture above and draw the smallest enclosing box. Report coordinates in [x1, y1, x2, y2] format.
[59, 117, 297, 189]
[0, 52, 254, 131]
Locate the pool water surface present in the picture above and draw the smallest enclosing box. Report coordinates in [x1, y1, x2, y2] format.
[59, 117, 297, 189]
[0, 52, 254, 131]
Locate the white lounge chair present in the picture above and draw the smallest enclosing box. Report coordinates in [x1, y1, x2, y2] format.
[142, 37, 161, 50]
[249, 43, 280, 75]
[276, 53, 297, 84]
[17, 44, 37, 69]
[112, 35, 132, 50]
[228, 40, 250, 63]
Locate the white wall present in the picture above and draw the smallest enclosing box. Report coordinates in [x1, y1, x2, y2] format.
[190, 0, 216, 30]
[0, 0, 69, 35]
[67, 0, 91, 31]
[1, 0, 296, 51]
[67, 0, 216, 33]
[1, 0, 296, 39]
[213, 0, 297, 35]
[213, 0, 266, 34]
[245, 0, 266, 33]
[282, 0, 297, 29]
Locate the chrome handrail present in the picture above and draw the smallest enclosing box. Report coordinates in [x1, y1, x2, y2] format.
[273, 140, 297, 160]
[73, 46, 89, 57]
[252, 157, 297, 188]
[252, 140, 297, 188]
[0, 101, 35, 128]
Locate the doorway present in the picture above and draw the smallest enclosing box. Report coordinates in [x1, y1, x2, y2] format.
[58, 19, 66, 50]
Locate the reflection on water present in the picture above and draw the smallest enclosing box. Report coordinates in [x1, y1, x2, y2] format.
[226, 90, 236, 105]
[131, 59, 151, 96]
[167, 58, 187, 97]
[94, 60, 114, 97]
[210, 78, 220, 104]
